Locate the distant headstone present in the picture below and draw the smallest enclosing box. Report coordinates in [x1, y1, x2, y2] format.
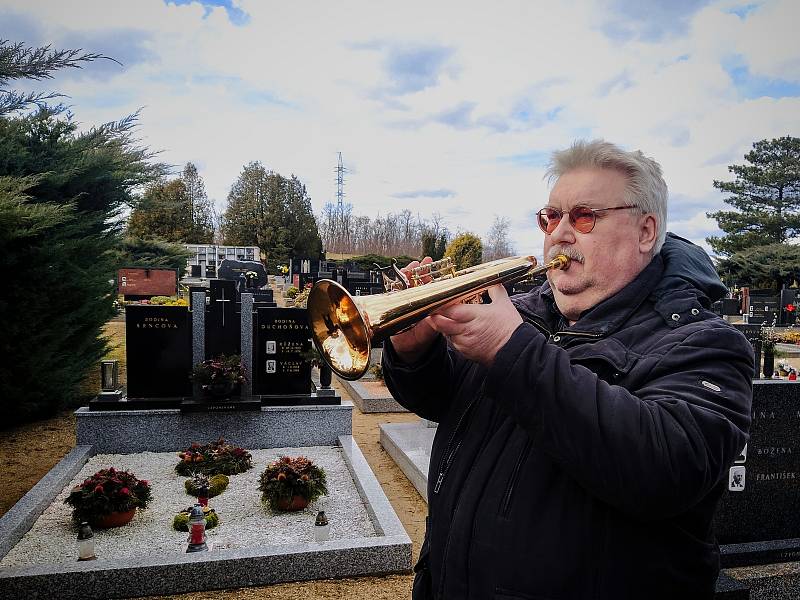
[125, 305, 192, 398]
[206, 279, 240, 358]
[715, 381, 800, 566]
[190, 265, 201, 277]
[254, 307, 312, 395]
[348, 281, 384, 296]
[118, 268, 177, 300]
[733, 323, 762, 378]
[748, 296, 779, 325]
[217, 259, 267, 289]
[253, 289, 274, 305]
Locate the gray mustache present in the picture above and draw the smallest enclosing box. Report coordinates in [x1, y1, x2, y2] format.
[546, 246, 584, 264]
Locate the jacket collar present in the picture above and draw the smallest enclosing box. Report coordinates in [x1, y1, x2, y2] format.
[515, 254, 665, 337]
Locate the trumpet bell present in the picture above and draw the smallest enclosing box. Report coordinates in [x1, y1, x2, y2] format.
[307, 279, 371, 380]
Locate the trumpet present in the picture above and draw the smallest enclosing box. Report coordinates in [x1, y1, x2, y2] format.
[307, 254, 570, 380]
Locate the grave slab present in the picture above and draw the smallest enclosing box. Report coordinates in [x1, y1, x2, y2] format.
[337, 377, 407, 413]
[379, 421, 434, 502]
[0, 436, 411, 600]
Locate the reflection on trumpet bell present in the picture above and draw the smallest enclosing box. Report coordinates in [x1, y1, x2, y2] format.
[307, 254, 571, 380]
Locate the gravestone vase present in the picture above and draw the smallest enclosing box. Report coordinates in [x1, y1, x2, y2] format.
[763, 349, 775, 378]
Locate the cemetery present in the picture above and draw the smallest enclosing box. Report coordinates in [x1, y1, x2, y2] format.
[0, 269, 413, 599]
[2, 26, 800, 600]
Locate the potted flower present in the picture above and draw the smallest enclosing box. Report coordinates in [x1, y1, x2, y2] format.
[191, 354, 246, 399]
[65, 467, 152, 528]
[175, 438, 253, 476]
[760, 323, 779, 377]
[258, 455, 327, 511]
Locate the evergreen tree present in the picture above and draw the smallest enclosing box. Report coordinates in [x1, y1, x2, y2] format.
[110, 236, 192, 272]
[0, 41, 165, 426]
[707, 136, 800, 289]
[221, 162, 322, 269]
[126, 162, 214, 243]
[445, 233, 483, 270]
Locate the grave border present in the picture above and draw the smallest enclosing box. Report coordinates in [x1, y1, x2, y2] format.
[0, 436, 411, 599]
[336, 377, 407, 413]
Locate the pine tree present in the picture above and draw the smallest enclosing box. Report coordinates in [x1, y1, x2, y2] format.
[707, 136, 800, 288]
[221, 163, 322, 270]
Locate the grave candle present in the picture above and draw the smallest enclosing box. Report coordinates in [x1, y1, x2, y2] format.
[314, 510, 330, 542]
[77, 522, 96, 561]
[186, 504, 208, 552]
[198, 484, 209, 507]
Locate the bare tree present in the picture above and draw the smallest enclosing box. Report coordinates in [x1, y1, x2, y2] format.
[483, 215, 515, 261]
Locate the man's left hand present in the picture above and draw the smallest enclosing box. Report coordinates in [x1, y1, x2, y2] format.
[428, 284, 522, 366]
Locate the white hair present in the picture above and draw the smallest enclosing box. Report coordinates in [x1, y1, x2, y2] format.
[545, 139, 668, 254]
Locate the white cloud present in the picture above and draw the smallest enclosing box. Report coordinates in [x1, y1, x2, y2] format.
[1, 0, 798, 257]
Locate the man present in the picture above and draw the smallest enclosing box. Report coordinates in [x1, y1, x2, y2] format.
[382, 140, 753, 599]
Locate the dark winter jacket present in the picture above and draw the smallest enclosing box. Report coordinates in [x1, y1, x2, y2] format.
[383, 234, 754, 600]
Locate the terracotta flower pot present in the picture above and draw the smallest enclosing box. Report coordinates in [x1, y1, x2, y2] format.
[276, 495, 309, 511]
[92, 508, 136, 529]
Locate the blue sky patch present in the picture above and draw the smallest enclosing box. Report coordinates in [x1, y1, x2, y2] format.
[725, 3, 762, 19]
[496, 150, 551, 169]
[166, 0, 250, 26]
[383, 44, 455, 95]
[391, 189, 456, 199]
[600, 0, 711, 42]
[723, 55, 800, 99]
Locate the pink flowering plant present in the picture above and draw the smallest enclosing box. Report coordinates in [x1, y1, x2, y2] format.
[191, 354, 247, 389]
[65, 467, 152, 523]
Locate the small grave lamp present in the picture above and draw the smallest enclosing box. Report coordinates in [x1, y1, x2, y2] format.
[77, 522, 96, 561]
[98, 360, 123, 402]
[186, 504, 208, 553]
[314, 510, 330, 542]
[198, 483, 209, 508]
[101, 360, 119, 392]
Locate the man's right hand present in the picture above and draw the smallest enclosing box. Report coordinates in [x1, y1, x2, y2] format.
[389, 257, 440, 361]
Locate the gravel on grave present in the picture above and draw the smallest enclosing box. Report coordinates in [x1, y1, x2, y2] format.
[1, 446, 376, 568]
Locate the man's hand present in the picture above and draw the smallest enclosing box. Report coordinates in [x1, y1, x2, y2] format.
[428, 284, 522, 367]
[389, 257, 438, 362]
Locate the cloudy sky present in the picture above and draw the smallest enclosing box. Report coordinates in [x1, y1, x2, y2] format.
[3, 0, 799, 257]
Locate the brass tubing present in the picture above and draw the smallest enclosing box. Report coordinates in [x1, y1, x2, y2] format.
[307, 254, 570, 380]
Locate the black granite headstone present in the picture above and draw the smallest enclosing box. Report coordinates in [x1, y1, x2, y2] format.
[748, 297, 779, 325]
[125, 305, 192, 398]
[190, 265, 201, 277]
[254, 307, 312, 395]
[733, 324, 762, 379]
[217, 259, 268, 289]
[715, 381, 800, 566]
[206, 279, 240, 358]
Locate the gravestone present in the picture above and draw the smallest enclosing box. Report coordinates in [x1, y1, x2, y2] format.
[253, 288, 275, 306]
[118, 268, 178, 300]
[217, 259, 268, 289]
[715, 381, 800, 566]
[205, 279, 240, 359]
[748, 296, 779, 325]
[254, 307, 312, 397]
[733, 324, 762, 379]
[348, 281, 384, 296]
[125, 305, 192, 398]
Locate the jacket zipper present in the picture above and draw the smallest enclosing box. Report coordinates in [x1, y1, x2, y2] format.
[433, 385, 485, 494]
[499, 438, 532, 517]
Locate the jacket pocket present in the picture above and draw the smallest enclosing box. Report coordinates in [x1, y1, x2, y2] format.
[499, 439, 532, 517]
[495, 587, 553, 600]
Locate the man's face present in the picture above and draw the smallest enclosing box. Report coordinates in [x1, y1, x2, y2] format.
[543, 167, 657, 322]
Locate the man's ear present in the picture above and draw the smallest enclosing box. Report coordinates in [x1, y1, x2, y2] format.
[639, 214, 657, 254]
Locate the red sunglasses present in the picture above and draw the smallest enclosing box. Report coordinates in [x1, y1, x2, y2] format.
[536, 205, 640, 234]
